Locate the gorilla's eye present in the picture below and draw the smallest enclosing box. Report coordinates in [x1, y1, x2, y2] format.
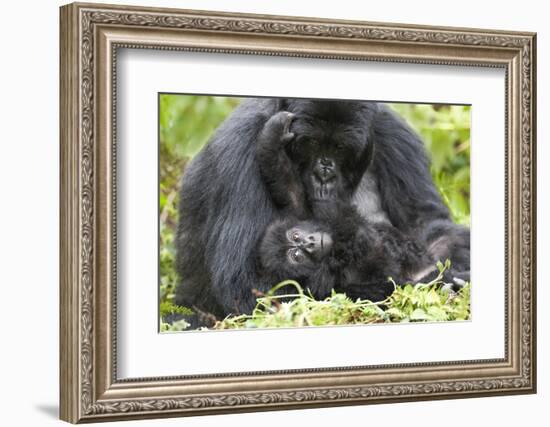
[297, 135, 317, 146]
[287, 229, 301, 242]
[288, 248, 306, 264]
[334, 142, 346, 151]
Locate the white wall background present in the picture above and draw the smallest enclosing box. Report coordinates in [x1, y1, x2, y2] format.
[0, 0, 545, 425]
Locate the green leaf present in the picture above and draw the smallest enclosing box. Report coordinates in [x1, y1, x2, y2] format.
[410, 308, 429, 321]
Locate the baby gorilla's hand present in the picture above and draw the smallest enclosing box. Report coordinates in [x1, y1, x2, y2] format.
[261, 111, 295, 147]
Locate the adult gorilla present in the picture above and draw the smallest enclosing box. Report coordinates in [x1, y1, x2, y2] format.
[174, 98, 469, 319]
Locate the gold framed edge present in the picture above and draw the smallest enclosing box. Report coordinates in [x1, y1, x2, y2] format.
[59, 1, 537, 423]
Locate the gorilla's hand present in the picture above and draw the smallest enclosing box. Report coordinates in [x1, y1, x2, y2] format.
[259, 111, 295, 148]
[257, 111, 308, 217]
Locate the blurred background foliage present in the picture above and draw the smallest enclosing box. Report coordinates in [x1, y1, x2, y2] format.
[390, 103, 471, 226]
[159, 95, 470, 327]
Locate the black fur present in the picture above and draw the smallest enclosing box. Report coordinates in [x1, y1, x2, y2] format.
[175, 98, 470, 319]
[257, 205, 435, 302]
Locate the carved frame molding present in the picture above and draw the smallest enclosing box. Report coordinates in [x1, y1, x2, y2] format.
[60, 2, 536, 423]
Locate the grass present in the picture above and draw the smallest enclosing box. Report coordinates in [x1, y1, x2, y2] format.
[160, 261, 470, 332]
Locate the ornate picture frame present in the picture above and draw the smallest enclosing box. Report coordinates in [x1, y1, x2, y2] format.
[59, 2, 536, 423]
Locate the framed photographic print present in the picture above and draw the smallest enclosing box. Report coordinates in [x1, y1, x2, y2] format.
[59, 2, 537, 423]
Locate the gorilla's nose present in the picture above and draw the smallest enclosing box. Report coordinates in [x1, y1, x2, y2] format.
[301, 235, 317, 250]
[319, 157, 334, 168]
[303, 241, 317, 254]
[314, 158, 335, 182]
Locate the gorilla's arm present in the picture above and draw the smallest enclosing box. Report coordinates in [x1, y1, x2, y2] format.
[361, 105, 470, 280]
[368, 105, 451, 230]
[256, 111, 309, 219]
[421, 219, 470, 275]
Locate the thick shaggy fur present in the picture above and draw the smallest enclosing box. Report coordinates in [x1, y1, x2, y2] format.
[175, 98, 470, 318]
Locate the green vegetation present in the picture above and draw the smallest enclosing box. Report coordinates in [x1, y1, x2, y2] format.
[159, 95, 471, 332]
[214, 262, 470, 330]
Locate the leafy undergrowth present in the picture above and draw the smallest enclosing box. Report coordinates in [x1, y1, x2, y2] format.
[160, 262, 470, 332]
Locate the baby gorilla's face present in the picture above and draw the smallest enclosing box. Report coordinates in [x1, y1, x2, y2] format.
[258, 219, 333, 279]
[285, 225, 332, 265]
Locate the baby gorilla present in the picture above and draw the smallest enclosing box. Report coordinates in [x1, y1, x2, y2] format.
[257, 203, 442, 302]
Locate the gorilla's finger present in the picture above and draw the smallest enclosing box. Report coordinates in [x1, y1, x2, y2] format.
[282, 112, 295, 134]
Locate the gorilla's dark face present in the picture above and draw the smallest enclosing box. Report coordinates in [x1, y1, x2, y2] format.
[258, 219, 333, 280]
[283, 100, 376, 203]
